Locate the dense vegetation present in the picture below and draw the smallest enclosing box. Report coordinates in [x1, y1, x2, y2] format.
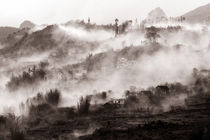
[6, 66, 47, 91]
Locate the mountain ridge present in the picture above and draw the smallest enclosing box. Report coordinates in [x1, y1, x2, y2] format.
[182, 3, 210, 24]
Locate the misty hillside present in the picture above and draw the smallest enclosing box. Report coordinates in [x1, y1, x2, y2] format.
[1, 3, 210, 139]
[182, 3, 210, 24]
[0, 27, 19, 43]
[0, 25, 57, 57]
[0, 23, 101, 65]
[0, 20, 35, 44]
[5, 28, 30, 47]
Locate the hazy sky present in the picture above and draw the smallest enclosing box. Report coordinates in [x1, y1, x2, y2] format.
[0, 0, 209, 27]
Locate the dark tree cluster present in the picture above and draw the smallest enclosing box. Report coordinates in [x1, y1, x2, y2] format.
[6, 66, 46, 91]
[77, 96, 91, 115]
[145, 26, 160, 42]
[123, 82, 190, 111]
[0, 114, 25, 140]
[27, 89, 61, 117]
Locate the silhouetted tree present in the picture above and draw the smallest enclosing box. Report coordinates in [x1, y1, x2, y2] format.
[77, 96, 91, 115]
[45, 89, 61, 107]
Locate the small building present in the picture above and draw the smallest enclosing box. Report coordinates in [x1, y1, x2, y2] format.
[105, 98, 125, 108]
[109, 98, 125, 105]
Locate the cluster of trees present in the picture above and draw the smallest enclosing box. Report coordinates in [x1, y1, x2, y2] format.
[65, 19, 134, 36]
[123, 83, 189, 110]
[145, 26, 182, 43]
[145, 26, 160, 43]
[168, 16, 186, 22]
[0, 113, 25, 140]
[24, 89, 109, 121]
[26, 89, 108, 118]
[0, 88, 60, 140]
[6, 66, 46, 91]
[77, 91, 110, 115]
[26, 89, 61, 117]
[165, 26, 182, 32]
[122, 68, 210, 111]
[65, 19, 114, 31]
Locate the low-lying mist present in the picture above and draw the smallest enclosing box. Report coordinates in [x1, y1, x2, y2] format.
[0, 21, 210, 115]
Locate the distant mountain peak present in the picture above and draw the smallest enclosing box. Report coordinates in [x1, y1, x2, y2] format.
[146, 7, 167, 22]
[19, 20, 35, 29]
[154, 7, 162, 11]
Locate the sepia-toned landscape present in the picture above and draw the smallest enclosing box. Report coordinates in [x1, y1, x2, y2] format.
[0, 1, 210, 140]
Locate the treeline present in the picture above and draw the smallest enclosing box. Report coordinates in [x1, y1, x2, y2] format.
[7, 62, 48, 91]
[145, 26, 182, 42]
